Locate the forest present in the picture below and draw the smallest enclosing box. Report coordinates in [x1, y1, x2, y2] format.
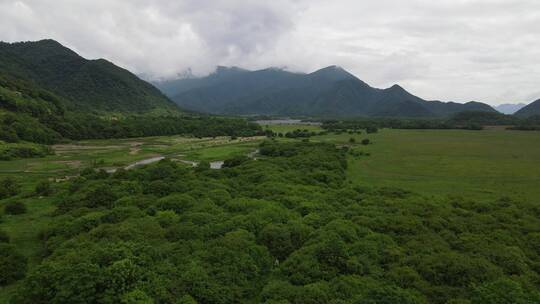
[1, 141, 539, 303]
[0, 72, 262, 149]
[321, 111, 540, 132]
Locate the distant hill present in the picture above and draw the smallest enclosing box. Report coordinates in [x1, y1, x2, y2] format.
[155, 66, 496, 117]
[514, 99, 540, 117]
[0, 39, 177, 112]
[495, 103, 527, 114]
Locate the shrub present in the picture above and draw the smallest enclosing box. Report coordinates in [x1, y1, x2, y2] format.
[35, 180, 53, 196]
[4, 201, 27, 215]
[361, 139, 370, 145]
[0, 177, 20, 199]
[0, 243, 27, 285]
[366, 126, 378, 134]
[223, 155, 249, 168]
[0, 229, 9, 243]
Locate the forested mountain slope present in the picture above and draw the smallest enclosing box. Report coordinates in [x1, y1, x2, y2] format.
[155, 66, 496, 118]
[0, 72, 261, 145]
[515, 99, 540, 117]
[0, 40, 177, 112]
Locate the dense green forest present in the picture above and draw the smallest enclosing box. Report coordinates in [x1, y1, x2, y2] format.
[1, 141, 538, 303]
[0, 72, 262, 149]
[0, 40, 176, 112]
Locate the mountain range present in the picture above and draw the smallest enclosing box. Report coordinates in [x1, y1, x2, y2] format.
[1, 39, 537, 119]
[155, 66, 497, 118]
[494, 103, 527, 115]
[0, 39, 177, 113]
[515, 99, 540, 117]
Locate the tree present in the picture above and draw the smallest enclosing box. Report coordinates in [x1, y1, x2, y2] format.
[0, 177, 19, 199]
[0, 243, 27, 285]
[366, 126, 378, 134]
[0, 229, 9, 243]
[35, 179, 53, 196]
[4, 201, 27, 215]
[471, 279, 534, 304]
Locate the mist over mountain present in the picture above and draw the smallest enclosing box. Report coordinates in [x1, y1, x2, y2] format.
[515, 100, 540, 117]
[495, 103, 527, 115]
[155, 66, 496, 117]
[0, 39, 177, 113]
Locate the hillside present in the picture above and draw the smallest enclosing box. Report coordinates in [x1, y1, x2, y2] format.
[515, 99, 540, 117]
[0, 40, 177, 112]
[155, 66, 496, 117]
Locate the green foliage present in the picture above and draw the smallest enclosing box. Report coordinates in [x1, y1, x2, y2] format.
[3, 142, 540, 303]
[222, 155, 249, 168]
[0, 141, 52, 160]
[0, 177, 20, 199]
[0, 229, 9, 243]
[0, 64, 262, 145]
[35, 180, 53, 196]
[0, 243, 27, 285]
[4, 201, 27, 215]
[0, 40, 174, 112]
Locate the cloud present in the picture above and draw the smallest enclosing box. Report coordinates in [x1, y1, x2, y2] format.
[1, 0, 539, 104]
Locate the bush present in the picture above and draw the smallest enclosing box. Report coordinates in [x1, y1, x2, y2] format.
[223, 155, 249, 168]
[0, 243, 27, 285]
[0, 229, 9, 243]
[4, 201, 27, 215]
[35, 180, 53, 196]
[361, 139, 370, 145]
[366, 126, 378, 134]
[0, 177, 20, 199]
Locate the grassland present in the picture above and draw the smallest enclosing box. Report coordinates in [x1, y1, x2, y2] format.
[325, 129, 540, 202]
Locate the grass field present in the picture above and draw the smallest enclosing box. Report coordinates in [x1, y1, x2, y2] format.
[339, 129, 540, 202]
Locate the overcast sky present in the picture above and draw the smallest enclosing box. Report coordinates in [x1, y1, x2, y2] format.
[1, 0, 539, 105]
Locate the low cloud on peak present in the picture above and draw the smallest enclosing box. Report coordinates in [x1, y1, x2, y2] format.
[1, 0, 539, 105]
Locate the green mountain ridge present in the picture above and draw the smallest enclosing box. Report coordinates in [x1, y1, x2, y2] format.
[0, 39, 177, 113]
[155, 66, 497, 118]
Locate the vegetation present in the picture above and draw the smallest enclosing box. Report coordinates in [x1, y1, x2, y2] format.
[1, 141, 539, 303]
[4, 201, 27, 215]
[322, 111, 540, 132]
[0, 177, 20, 199]
[0, 142, 53, 160]
[341, 128, 540, 202]
[0, 40, 176, 112]
[0, 72, 262, 145]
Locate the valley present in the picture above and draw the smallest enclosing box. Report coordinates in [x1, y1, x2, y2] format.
[1, 37, 540, 303]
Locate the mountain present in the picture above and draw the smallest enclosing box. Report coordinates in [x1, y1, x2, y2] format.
[495, 103, 527, 114]
[0, 39, 177, 112]
[155, 66, 496, 117]
[514, 99, 540, 117]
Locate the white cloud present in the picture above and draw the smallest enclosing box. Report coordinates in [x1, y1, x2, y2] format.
[1, 0, 539, 105]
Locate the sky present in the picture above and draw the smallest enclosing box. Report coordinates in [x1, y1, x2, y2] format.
[1, 0, 539, 105]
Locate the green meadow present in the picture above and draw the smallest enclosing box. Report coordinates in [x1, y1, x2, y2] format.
[2, 126, 538, 201]
[336, 129, 540, 202]
[262, 124, 540, 202]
